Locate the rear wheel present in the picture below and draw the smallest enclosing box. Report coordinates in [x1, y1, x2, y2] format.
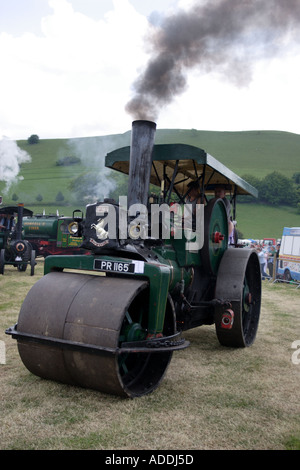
[215, 248, 261, 347]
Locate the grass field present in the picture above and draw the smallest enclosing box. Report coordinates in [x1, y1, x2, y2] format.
[1, 260, 299, 450]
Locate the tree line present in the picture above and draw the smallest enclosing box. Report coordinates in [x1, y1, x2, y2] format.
[239, 172, 300, 210]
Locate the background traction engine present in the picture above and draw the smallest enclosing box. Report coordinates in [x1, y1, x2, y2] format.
[6, 121, 261, 398]
[22, 211, 86, 258]
[0, 203, 36, 275]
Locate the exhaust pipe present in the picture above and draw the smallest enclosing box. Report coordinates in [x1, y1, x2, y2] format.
[16, 203, 24, 239]
[127, 120, 156, 208]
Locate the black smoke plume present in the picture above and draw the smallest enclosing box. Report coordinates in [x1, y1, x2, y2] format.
[125, 0, 300, 121]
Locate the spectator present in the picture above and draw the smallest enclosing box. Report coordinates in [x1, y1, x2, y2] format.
[257, 246, 269, 279]
[275, 243, 281, 278]
[267, 244, 276, 277]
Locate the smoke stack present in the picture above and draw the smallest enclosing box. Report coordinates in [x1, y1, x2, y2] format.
[16, 203, 24, 239]
[127, 120, 156, 208]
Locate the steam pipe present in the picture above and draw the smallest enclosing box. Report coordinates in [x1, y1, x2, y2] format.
[16, 203, 24, 239]
[127, 120, 156, 208]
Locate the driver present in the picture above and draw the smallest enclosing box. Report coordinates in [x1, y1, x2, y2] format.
[214, 185, 234, 238]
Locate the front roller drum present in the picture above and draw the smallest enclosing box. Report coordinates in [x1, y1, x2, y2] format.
[214, 248, 261, 347]
[15, 272, 175, 398]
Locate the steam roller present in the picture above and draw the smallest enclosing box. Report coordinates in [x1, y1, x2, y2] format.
[6, 120, 261, 398]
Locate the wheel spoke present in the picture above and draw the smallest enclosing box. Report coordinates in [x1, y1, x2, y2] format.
[125, 311, 133, 324]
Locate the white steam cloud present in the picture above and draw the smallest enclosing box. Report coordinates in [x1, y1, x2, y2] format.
[0, 138, 31, 193]
[67, 137, 118, 202]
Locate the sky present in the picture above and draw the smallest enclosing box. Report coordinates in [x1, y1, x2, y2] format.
[0, 0, 300, 140]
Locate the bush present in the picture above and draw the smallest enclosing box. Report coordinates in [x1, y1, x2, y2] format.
[240, 171, 299, 206]
[27, 134, 40, 144]
[260, 171, 297, 206]
[55, 191, 64, 202]
[56, 156, 81, 166]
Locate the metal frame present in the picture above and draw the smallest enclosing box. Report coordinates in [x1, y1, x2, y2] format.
[105, 143, 258, 200]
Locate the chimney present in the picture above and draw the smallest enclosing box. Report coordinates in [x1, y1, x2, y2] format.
[127, 120, 156, 208]
[16, 203, 24, 239]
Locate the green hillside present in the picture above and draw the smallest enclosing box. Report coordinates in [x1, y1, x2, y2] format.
[234, 202, 299, 240]
[1, 129, 300, 239]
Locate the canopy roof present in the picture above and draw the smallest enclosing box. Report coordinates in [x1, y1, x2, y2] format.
[105, 143, 258, 198]
[0, 205, 33, 217]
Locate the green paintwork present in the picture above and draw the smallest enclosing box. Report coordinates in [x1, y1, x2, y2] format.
[23, 217, 59, 240]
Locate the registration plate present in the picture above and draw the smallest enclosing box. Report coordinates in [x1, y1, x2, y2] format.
[94, 259, 144, 274]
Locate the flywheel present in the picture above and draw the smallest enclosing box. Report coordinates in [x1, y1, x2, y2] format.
[201, 198, 228, 274]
